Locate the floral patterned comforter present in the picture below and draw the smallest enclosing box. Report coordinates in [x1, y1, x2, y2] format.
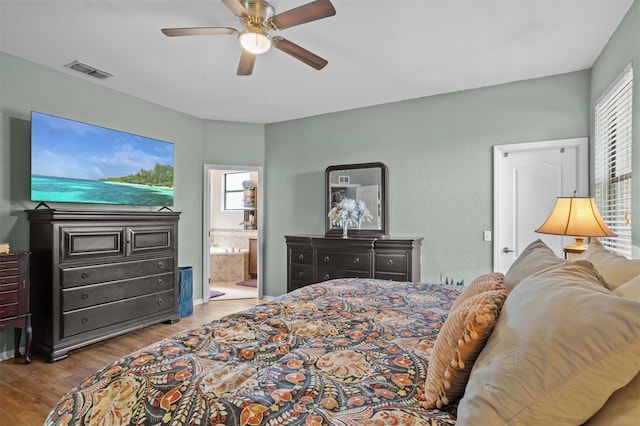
[45, 279, 462, 425]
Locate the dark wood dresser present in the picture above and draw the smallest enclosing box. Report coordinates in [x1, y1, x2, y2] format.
[285, 235, 422, 292]
[26, 209, 181, 361]
[0, 252, 31, 363]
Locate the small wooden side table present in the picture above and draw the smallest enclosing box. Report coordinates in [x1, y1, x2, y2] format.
[0, 252, 32, 363]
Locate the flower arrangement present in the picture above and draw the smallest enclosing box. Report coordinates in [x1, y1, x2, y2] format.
[328, 198, 372, 236]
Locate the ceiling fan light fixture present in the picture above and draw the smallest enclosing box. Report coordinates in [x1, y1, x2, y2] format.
[239, 30, 271, 54]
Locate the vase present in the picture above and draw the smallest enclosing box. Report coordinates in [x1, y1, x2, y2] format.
[342, 221, 349, 239]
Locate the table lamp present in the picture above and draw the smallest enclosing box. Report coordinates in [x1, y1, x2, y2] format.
[536, 197, 616, 256]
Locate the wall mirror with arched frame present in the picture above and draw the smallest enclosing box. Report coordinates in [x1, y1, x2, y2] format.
[325, 162, 387, 238]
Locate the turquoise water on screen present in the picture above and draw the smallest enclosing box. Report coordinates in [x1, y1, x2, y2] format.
[32, 175, 173, 206]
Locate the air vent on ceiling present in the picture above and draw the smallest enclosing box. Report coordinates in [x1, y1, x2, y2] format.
[64, 60, 113, 79]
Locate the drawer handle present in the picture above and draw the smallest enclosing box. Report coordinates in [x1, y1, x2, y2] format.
[81, 272, 90, 279]
[81, 292, 89, 300]
[298, 254, 304, 261]
[387, 259, 394, 265]
[157, 261, 164, 269]
[324, 256, 330, 263]
[298, 271, 305, 278]
[157, 278, 164, 286]
[353, 258, 360, 264]
[324, 274, 330, 280]
[81, 317, 89, 324]
[158, 299, 164, 305]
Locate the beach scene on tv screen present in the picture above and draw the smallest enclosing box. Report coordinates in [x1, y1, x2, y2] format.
[31, 112, 174, 206]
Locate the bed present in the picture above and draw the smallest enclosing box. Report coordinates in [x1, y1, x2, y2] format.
[44, 239, 640, 426]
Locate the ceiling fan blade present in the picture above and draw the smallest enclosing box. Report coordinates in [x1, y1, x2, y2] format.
[161, 27, 238, 37]
[270, 0, 336, 30]
[237, 49, 256, 76]
[272, 37, 328, 70]
[221, 0, 249, 17]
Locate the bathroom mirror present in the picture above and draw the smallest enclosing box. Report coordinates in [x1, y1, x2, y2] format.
[325, 162, 387, 237]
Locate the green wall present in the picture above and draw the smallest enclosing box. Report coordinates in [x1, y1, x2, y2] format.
[263, 71, 591, 295]
[590, 0, 640, 258]
[0, 53, 264, 355]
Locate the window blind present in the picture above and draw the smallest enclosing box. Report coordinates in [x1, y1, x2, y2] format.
[594, 64, 633, 258]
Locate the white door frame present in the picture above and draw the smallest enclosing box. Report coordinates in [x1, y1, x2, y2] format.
[493, 138, 588, 271]
[203, 164, 264, 303]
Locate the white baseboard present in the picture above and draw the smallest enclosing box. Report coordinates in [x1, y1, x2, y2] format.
[0, 346, 24, 362]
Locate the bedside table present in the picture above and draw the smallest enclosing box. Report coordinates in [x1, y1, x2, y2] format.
[0, 252, 32, 363]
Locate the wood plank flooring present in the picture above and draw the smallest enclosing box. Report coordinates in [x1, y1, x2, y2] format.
[0, 298, 261, 426]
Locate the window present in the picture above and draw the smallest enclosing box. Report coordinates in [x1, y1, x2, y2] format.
[224, 171, 251, 210]
[594, 64, 633, 258]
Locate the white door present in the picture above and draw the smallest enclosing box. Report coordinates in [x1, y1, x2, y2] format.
[494, 138, 588, 273]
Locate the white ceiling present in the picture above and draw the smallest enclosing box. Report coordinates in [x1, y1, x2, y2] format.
[0, 0, 634, 124]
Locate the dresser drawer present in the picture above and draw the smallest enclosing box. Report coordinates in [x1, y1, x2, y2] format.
[0, 290, 18, 306]
[290, 249, 313, 265]
[317, 251, 371, 271]
[62, 290, 175, 338]
[0, 304, 18, 318]
[317, 268, 371, 282]
[0, 262, 19, 276]
[61, 257, 174, 288]
[0, 280, 19, 290]
[290, 263, 314, 284]
[62, 272, 174, 311]
[375, 254, 408, 273]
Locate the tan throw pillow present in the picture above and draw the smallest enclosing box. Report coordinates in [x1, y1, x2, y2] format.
[503, 239, 566, 290]
[613, 275, 640, 302]
[450, 272, 506, 311]
[422, 288, 509, 409]
[457, 261, 640, 426]
[577, 238, 640, 288]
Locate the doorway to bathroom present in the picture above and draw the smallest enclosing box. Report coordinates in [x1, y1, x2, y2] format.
[203, 164, 262, 302]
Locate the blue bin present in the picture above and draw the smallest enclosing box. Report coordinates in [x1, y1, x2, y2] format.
[178, 266, 193, 318]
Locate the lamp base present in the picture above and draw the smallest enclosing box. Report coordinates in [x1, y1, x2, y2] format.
[563, 237, 588, 259]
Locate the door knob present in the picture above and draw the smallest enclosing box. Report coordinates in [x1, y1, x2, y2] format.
[502, 247, 515, 253]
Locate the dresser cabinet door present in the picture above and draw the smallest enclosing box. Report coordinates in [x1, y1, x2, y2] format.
[60, 227, 126, 263]
[127, 226, 174, 256]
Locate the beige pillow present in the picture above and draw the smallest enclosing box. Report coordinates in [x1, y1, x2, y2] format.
[450, 272, 506, 311]
[457, 261, 640, 426]
[576, 238, 640, 288]
[422, 288, 509, 409]
[503, 239, 566, 290]
[584, 371, 640, 425]
[613, 275, 640, 302]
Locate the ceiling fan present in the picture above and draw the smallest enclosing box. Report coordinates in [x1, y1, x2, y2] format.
[162, 0, 336, 76]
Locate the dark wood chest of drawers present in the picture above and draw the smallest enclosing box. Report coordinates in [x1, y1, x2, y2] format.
[285, 235, 422, 292]
[26, 209, 180, 361]
[0, 252, 31, 363]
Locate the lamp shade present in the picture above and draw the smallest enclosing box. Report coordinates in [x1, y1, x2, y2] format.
[535, 197, 616, 238]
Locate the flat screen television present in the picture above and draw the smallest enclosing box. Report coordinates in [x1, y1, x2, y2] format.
[30, 111, 174, 206]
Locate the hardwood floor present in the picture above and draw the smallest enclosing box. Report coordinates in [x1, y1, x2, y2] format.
[0, 298, 261, 426]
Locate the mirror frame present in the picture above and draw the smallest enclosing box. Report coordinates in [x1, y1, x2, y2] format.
[325, 162, 388, 238]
